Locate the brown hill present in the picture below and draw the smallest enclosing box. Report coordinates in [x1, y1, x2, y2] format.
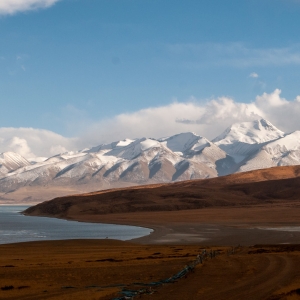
[24, 165, 300, 219]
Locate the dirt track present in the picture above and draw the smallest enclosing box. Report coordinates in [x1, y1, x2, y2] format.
[139, 247, 300, 300]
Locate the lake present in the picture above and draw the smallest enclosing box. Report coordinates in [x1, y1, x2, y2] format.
[0, 205, 152, 244]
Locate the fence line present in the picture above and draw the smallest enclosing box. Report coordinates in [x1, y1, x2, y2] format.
[111, 249, 221, 300]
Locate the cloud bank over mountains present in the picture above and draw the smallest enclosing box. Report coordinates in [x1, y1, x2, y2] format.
[0, 128, 76, 159]
[0, 0, 60, 15]
[82, 89, 300, 146]
[1, 89, 300, 158]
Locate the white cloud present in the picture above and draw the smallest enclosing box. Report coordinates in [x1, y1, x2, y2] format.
[0, 128, 77, 158]
[253, 90, 300, 133]
[249, 72, 259, 78]
[4, 137, 34, 158]
[0, 0, 60, 15]
[255, 89, 288, 107]
[1, 90, 300, 158]
[79, 89, 300, 145]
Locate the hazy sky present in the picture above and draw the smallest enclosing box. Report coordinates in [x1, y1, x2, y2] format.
[1, 0, 300, 157]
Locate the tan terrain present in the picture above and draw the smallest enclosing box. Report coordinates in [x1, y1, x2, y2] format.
[1, 241, 300, 300]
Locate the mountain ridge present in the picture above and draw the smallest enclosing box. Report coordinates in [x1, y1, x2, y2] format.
[2, 118, 300, 204]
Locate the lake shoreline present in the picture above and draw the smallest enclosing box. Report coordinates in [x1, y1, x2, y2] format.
[0, 206, 152, 245]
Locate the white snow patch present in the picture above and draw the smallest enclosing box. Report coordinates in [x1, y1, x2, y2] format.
[116, 139, 135, 147]
[140, 139, 160, 151]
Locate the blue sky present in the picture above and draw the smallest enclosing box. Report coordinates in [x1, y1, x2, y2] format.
[1, 0, 300, 157]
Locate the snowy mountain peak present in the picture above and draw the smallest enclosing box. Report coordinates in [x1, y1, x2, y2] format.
[84, 138, 136, 154]
[259, 119, 279, 131]
[103, 137, 161, 160]
[116, 138, 135, 147]
[211, 119, 285, 159]
[0, 151, 30, 174]
[213, 119, 284, 145]
[0, 151, 29, 164]
[159, 132, 210, 154]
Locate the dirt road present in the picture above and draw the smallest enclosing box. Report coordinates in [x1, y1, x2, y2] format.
[138, 247, 300, 300]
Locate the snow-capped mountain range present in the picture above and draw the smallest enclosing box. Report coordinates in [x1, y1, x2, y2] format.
[1, 118, 300, 202]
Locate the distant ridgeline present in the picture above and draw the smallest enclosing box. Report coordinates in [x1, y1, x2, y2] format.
[1, 118, 300, 203]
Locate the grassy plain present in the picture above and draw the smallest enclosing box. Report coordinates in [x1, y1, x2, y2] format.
[1, 240, 300, 300]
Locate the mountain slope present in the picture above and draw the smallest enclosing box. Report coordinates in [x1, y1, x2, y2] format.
[24, 165, 300, 218]
[213, 119, 284, 161]
[0, 152, 30, 177]
[2, 118, 300, 204]
[238, 131, 300, 172]
[0, 134, 226, 196]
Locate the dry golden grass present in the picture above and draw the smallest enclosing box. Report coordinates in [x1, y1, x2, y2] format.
[0, 239, 209, 300]
[1, 241, 300, 300]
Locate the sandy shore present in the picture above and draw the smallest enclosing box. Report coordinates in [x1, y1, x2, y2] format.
[54, 201, 300, 246]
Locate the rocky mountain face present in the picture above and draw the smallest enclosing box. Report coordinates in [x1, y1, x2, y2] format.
[0, 152, 30, 178]
[1, 118, 299, 203]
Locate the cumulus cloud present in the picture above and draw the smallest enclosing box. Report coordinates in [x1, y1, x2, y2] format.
[80, 97, 255, 143]
[4, 137, 34, 158]
[0, 128, 77, 158]
[1, 90, 300, 158]
[79, 89, 300, 146]
[253, 89, 300, 133]
[0, 0, 60, 15]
